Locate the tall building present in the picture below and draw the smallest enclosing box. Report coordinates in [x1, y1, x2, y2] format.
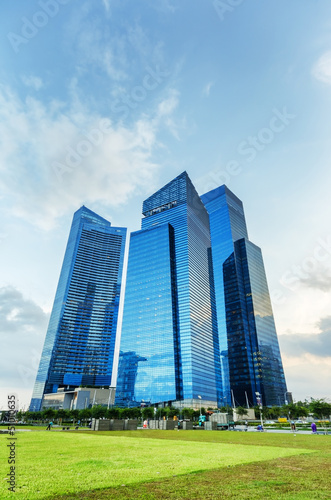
[30, 207, 126, 411]
[201, 186, 287, 407]
[115, 172, 221, 408]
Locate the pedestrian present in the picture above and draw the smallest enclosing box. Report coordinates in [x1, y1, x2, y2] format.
[46, 421, 53, 431]
[291, 420, 296, 431]
[245, 420, 248, 431]
[311, 422, 317, 434]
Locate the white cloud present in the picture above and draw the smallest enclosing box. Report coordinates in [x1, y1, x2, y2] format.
[312, 51, 331, 84]
[0, 286, 49, 409]
[203, 81, 215, 97]
[282, 353, 331, 401]
[21, 75, 44, 91]
[157, 89, 179, 117]
[279, 316, 331, 401]
[0, 85, 179, 230]
[102, 0, 111, 14]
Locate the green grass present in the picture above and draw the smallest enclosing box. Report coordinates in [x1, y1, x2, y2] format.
[1, 429, 329, 499]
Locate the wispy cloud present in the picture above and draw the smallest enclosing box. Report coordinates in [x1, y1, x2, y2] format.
[279, 316, 331, 399]
[297, 267, 331, 292]
[279, 315, 331, 358]
[21, 75, 44, 91]
[102, 0, 111, 14]
[0, 84, 179, 230]
[312, 51, 331, 84]
[282, 352, 331, 401]
[203, 81, 215, 97]
[157, 89, 183, 140]
[0, 286, 49, 397]
[157, 88, 179, 117]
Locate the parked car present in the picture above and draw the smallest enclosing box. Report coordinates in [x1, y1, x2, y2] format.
[265, 420, 275, 424]
[295, 420, 304, 424]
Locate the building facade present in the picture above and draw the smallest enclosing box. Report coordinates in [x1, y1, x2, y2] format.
[29, 206, 126, 411]
[201, 186, 287, 407]
[115, 172, 221, 408]
[116, 174, 287, 409]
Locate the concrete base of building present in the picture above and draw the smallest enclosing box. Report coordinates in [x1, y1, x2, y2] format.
[171, 398, 218, 410]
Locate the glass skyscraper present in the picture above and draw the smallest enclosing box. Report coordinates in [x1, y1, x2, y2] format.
[30, 206, 126, 411]
[115, 172, 221, 408]
[201, 186, 287, 407]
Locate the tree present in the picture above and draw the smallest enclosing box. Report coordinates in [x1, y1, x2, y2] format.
[295, 405, 309, 419]
[70, 409, 80, 423]
[192, 409, 200, 420]
[57, 409, 68, 423]
[182, 408, 194, 420]
[268, 406, 282, 419]
[91, 405, 107, 419]
[120, 407, 141, 419]
[235, 406, 249, 419]
[142, 407, 154, 420]
[42, 408, 55, 421]
[309, 399, 331, 420]
[106, 407, 120, 419]
[168, 407, 178, 419]
[130, 407, 142, 419]
[79, 408, 92, 424]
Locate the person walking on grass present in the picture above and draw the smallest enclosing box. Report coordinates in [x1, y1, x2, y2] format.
[311, 422, 317, 434]
[46, 421, 53, 431]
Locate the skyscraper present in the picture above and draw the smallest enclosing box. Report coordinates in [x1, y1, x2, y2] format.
[201, 186, 287, 407]
[30, 207, 126, 411]
[115, 172, 221, 408]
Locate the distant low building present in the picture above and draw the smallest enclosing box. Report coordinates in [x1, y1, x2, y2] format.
[41, 387, 116, 410]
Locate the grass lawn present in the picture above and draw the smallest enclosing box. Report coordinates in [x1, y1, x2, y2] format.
[0, 429, 330, 499]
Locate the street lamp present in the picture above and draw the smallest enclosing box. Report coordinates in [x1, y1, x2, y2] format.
[284, 391, 288, 405]
[255, 392, 263, 429]
[198, 395, 202, 416]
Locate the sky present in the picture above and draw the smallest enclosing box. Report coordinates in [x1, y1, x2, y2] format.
[1, 0, 331, 410]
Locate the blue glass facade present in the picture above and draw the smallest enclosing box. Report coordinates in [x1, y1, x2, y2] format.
[224, 239, 287, 406]
[201, 186, 248, 405]
[30, 207, 126, 411]
[202, 186, 287, 407]
[115, 172, 221, 407]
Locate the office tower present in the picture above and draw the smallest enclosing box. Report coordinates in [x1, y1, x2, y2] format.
[201, 186, 287, 407]
[115, 172, 221, 408]
[29, 207, 126, 411]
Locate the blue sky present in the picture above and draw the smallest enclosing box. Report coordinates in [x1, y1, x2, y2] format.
[1, 0, 331, 409]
